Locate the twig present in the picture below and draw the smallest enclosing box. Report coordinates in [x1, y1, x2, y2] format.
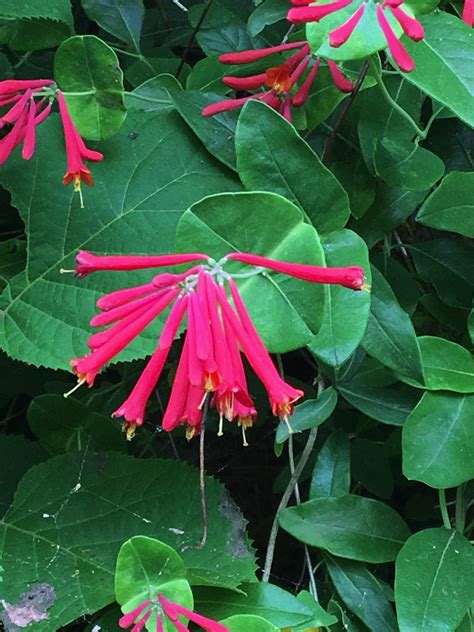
[288, 433, 319, 599]
[196, 394, 210, 549]
[176, 0, 214, 78]
[322, 61, 369, 165]
[262, 426, 319, 582]
[438, 489, 452, 530]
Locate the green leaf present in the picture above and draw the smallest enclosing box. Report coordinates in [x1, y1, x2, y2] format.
[310, 430, 350, 499]
[399, 336, 474, 393]
[0, 452, 257, 631]
[193, 583, 313, 629]
[173, 91, 239, 170]
[115, 537, 193, 632]
[247, 0, 287, 37]
[125, 55, 191, 88]
[354, 183, 426, 249]
[125, 74, 182, 113]
[372, 254, 420, 316]
[0, 112, 239, 370]
[402, 13, 474, 127]
[416, 172, 474, 238]
[395, 529, 474, 632]
[409, 239, 474, 309]
[332, 159, 376, 220]
[0, 0, 73, 26]
[236, 101, 350, 234]
[279, 495, 410, 563]
[402, 391, 474, 488]
[175, 191, 326, 353]
[28, 394, 126, 454]
[3, 18, 71, 51]
[338, 382, 419, 426]
[81, 0, 144, 51]
[351, 439, 393, 499]
[188, 0, 265, 56]
[294, 590, 338, 628]
[0, 435, 47, 517]
[54, 35, 126, 140]
[326, 556, 398, 632]
[276, 387, 338, 443]
[362, 267, 424, 383]
[309, 230, 371, 367]
[220, 615, 279, 632]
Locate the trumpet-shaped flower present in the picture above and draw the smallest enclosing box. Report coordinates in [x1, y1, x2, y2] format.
[119, 594, 229, 632]
[287, 0, 425, 72]
[68, 249, 365, 443]
[202, 41, 353, 122]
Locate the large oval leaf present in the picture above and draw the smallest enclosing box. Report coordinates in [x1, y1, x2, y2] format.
[54, 35, 126, 140]
[0, 112, 240, 369]
[402, 391, 474, 488]
[279, 495, 410, 563]
[175, 191, 326, 353]
[395, 529, 474, 632]
[236, 101, 350, 234]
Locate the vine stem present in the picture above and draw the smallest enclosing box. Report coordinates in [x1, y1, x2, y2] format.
[262, 426, 319, 582]
[176, 0, 214, 78]
[456, 484, 466, 534]
[438, 489, 452, 530]
[196, 394, 210, 549]
[322, 61, 369, 165]
[368, 56, 425, 139]
[288, 433, 319, 599]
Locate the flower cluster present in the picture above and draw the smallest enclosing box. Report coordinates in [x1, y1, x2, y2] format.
[119, 594, 228, 632]
[66, 250, 365, 443]
[0, 79, 103, 204]
[202, 41, 353, 122]
[287, 0, 425, 72]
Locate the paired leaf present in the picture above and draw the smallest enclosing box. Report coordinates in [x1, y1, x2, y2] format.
[54, 35, 127, 140]
[176, 191, 326, 353]
[81, 0, 144, 52]
[310, 430, 350, 499]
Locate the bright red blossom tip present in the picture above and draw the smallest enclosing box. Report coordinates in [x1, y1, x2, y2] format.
[288, 0, 353, 23]
[74, 250, 209, 277]
[376, 4, 415, 72]
[463, 0, 473, 26]
[329, 3, 366, 47]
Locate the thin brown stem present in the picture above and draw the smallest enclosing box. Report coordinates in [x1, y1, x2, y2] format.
[322, 61, 369, 165]
[176, 0, 214, 78]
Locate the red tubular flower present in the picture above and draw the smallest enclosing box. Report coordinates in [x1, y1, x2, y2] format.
[57, 90, 104, 202]
[203, 40, 352, 122]
[288, 0, 354, 23]
[329, 3, 366, 47]
[70, 251, 364, 441]
[376, 4, 415, 72]
[387, 4, 424, 41]
[463, 0, 473, 25]
[327, 60, 354, 92]
[227, 252, 365, 290]
[74, 250, 209, 277]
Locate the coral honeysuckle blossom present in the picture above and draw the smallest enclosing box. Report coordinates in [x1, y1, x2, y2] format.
[288, 0, 425, 72]
[463, 0, 473, 26]
[119, 594, 229, 632]
[0, 79, 103, 204]
[66, 250, 365, 444]
[202, 41, 354, 122]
